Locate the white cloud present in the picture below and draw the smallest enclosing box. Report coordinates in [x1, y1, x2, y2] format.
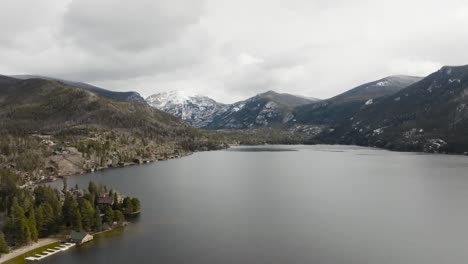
[237, 53, 263, 66]
[1, 0, 468, 103]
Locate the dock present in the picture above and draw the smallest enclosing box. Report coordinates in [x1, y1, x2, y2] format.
[25, 243, 76, 262]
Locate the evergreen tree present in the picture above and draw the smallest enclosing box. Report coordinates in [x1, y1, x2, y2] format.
[0, 169, 19, 212]
[122, 197, 133, 214]
[0, 231, 9, 256]
[62, 193, 81, 231]
[6, 198, 31, 246]
[72, 210, 82, 232]
[62, 177, 68, 192]
[36, 203, 55, 237]
[113, 194, 120, 210]
[94, 192, 100, 207]
[35, 205, 44, 236]
[26, 208, 38, 242]
[113, 210, 125, 224]
[104, 206, 114, 224]
[93, 207, 102, 232]
[88, 181, 98, 194]
[33, 186, 60, 216]
[131, 198, 141, 213]
[79, 199, 95, 231]
[61, 193, 73, 226]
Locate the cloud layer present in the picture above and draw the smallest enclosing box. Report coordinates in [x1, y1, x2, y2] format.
[1, 0, 468, 103]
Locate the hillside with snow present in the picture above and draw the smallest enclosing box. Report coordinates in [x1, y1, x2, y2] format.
[146, 91, 228, 128]
[147, 90, 319, 129]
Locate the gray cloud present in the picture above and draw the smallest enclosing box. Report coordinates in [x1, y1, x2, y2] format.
[62, 0, 204, 52]
[1, 0, 468, 103]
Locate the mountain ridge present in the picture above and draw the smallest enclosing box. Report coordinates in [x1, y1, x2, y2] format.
[146, 89, 319, 129]
[146, 91, 228, 128]
[11, 75, 146, 104]
[313, 65, 468, 153]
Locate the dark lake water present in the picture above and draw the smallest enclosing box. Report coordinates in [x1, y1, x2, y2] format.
[43, 145, 468, 264]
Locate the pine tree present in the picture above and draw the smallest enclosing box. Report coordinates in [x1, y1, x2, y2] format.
[131, 198, 141, 213]
[72, 210, 82, 232]
[70, 199, 82, 231]
[93, 207, 102, 232]
[113, 194, 120, 210]
[62, 193, 82, 231]
[0, 231, 9, 255]
[35, 205, 44, 236]
[62, 177, 68, 192]
[88, 181, 98, 194]
[36, 203, 54, 237]
[104, 206, 114, 224]
[113, 210, 125, 224]
[122, 197, 133, 214]
[62, 193, 73, 224]
[79, 199, 95, 231]
[6, 198, 31, 246]
[27, 208, 38, 242]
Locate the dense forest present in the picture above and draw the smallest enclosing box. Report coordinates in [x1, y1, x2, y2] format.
[0, 169, 140, 255]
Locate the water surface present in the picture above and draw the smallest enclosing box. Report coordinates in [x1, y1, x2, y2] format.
[44, 145, 468, 264]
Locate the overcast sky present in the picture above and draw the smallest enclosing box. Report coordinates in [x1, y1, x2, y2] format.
[1, 0, 468, 103]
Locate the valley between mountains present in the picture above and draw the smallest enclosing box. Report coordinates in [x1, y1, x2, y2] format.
[2, 64, 468, 180]
[146, 66, 468, 154]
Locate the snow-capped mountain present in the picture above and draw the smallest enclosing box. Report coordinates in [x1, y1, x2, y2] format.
[146, 91, 227, 128]
[146, 90, 319, 129]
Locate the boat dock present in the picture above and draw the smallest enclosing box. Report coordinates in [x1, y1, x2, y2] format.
[25, 242, 76, 262]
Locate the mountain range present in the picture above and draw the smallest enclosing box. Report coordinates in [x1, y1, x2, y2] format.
[316, 65, 468, 153]
[0, 75, 183, 137]
[3, 64, 468, 154]
[146, 75, 419, 129]
[146, 90, 319, 128]
[144, 67, 468, 153]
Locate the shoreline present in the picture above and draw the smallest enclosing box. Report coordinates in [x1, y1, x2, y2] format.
[0, 238, 60, 264]
[43, 143, 468, 183]
[0, 226, 128, 264]
[36, 150, 198, 184]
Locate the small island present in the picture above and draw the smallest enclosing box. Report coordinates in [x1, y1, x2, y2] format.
[0, 169, 141, 262]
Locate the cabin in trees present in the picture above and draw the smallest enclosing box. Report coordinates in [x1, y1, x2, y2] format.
[98, 194, 114, 206]
[69, 231, 94, 245]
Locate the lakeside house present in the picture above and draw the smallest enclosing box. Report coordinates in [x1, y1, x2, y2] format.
[98, 194, 114, 206]
[69, 231, 94, 245]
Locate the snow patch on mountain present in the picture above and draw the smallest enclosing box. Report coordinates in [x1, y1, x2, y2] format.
[376, 81, 389, 87]
[146, 91, 227, 128]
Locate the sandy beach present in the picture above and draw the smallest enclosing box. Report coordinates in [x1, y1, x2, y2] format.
[0, 238, 60, 263]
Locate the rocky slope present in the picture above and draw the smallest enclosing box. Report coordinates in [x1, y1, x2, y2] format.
[0, 76, 231, 179]
[147, 90, 318, 129]
[205, 91, 318, 129]
[146, 91, 227, 128]
[314, 66, 468, 153]
[292, 75, 422, 126]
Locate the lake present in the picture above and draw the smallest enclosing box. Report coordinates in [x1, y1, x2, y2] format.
[43, 145, 468, 264]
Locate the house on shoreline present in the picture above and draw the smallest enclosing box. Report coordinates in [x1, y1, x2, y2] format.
[69, 231, 93, 245]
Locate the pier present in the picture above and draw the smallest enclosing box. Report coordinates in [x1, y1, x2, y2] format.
[25, 243, 76, 262]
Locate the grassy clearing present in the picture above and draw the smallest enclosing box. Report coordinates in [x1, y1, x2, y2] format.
[2, 242, 60, 264]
